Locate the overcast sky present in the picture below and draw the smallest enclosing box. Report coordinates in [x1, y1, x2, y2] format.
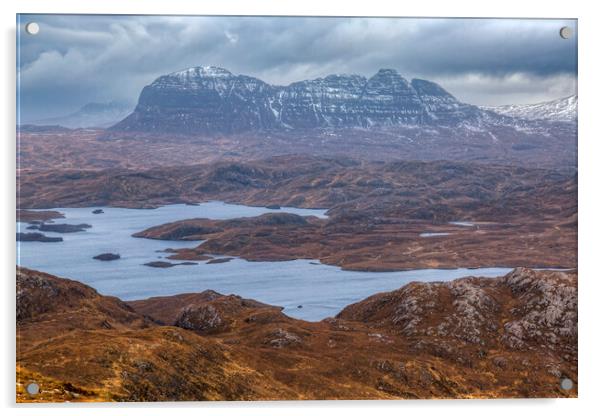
[17, 15, 577, 121]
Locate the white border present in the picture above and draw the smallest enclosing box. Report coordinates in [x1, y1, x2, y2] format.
[3, 1, 601, 415]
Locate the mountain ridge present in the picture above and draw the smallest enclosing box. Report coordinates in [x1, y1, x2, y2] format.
[112, 66, 499, 134]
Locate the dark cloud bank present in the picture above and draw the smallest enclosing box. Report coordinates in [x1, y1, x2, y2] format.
[17, 15, 577, 121]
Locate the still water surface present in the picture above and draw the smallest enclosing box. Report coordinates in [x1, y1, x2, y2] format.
[17, 201, 514, 321]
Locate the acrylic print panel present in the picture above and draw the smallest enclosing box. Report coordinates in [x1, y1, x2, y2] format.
[16, 15, 577, 402]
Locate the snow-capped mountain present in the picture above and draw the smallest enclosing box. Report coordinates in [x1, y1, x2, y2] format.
[32, 101, 134, 129]
[112, 66, 495, 134]
[483, 95, 577, 123]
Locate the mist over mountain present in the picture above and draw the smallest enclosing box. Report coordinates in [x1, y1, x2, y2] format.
[31, 101, 134, 129]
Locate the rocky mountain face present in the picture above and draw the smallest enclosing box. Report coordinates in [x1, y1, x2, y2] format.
[484, 95, 577, 122]
[112, 66, 493, 134]
[17, 266, 577, 401]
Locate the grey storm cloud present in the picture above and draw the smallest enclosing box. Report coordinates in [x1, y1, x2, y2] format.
[17, 15, 577, 121]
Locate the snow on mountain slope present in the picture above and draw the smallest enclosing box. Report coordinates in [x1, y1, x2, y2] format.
[483, 95, 577, 122]
[112, 66, 494, 134]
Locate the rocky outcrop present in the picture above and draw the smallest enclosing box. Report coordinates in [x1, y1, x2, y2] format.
[16, 267, 147, 328]
[93, 253, 120, 261]
[337, 268, 577, 355]
[126, 290, 220, 324]
[143, 261, 197, 268]
[17, 232, 63, 243]
[499, 267, 577, 352]
[38, 223, 91, 233]
[112, 66, 491, 134]
[173, 294, 284, 334]
[205, 258, 232, 264]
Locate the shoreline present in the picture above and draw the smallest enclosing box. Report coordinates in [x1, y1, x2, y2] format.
[16, 203, 577, 274]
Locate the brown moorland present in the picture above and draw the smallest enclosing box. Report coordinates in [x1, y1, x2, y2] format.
[17, 209, 64, 223]
[18, 156, 576, 271]
[135, 212, 575, 271]
[17, 122, 577, 172]
[17, 155, 576, 214]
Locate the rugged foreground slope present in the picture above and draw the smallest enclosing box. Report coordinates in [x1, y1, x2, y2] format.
[17, 267, 577, 402]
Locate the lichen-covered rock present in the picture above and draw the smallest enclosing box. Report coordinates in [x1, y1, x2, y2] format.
[500, 267, 577, 352]
[337, 267, 577, 352]
[172, 294, 285, 334]
[264, 328, 303, 348]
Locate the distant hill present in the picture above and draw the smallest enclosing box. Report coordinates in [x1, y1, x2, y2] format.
[17, 124, 72, 133]
[30, 101, 133, 129]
